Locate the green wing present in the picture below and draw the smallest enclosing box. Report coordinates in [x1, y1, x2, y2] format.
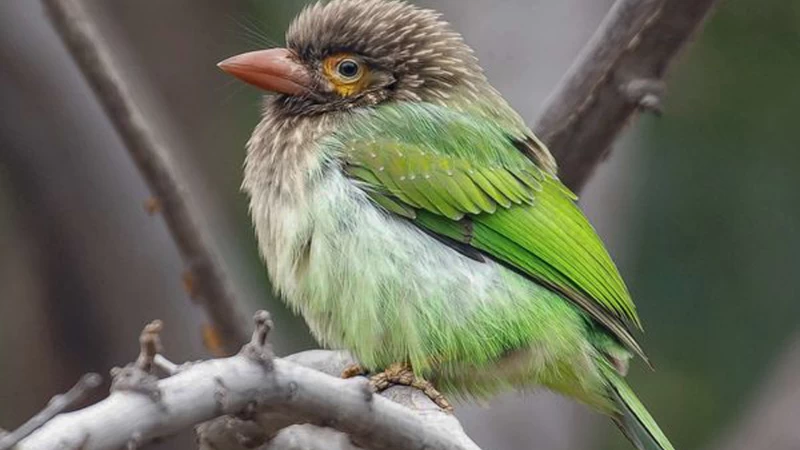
[330, 102, 645, 360]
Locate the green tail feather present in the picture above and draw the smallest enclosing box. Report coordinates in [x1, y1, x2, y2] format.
[600, 362, 675, 450]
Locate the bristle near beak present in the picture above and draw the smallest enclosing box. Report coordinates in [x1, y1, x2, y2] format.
[218, 48, 311, 96]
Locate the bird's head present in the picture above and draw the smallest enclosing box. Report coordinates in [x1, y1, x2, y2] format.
[218, 0, 487, 116]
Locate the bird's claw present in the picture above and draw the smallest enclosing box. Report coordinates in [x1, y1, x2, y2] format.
[340, 363, 367, 379]
[368, 363, 454, 412]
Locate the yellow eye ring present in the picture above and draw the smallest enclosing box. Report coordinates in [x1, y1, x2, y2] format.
[323, 53, 370, 97]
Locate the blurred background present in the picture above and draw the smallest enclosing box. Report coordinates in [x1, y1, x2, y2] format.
[1, 0, 799, 449]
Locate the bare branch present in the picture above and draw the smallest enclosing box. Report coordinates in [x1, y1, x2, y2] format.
[42, 0, 250, 353]
[16, 314, 481, 450]
[0, 373, 102, 450]
[534, 0, 719, 192]
[197, 350, 469, 450]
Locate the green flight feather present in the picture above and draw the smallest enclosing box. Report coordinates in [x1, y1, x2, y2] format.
[333, 102, 644, 359]
[599, 359, 675, 450]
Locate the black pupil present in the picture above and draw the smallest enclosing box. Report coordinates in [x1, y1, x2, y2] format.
[338, 60, 359, 78]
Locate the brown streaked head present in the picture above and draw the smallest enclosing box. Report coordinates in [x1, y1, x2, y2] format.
[217, 0, 487, 116]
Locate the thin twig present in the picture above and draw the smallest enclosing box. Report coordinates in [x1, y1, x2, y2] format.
[153, 354, 181, 376]
[535, 0, 720, 192]
[0, 373, 102, 450]
[135, 320, 164, 373]
[42, 0, 250, 353]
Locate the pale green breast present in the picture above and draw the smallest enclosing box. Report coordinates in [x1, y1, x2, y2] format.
[274, 162, 597, 395]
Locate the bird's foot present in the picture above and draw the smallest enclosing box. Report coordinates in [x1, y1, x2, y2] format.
[369, 362, 453, 412]
[340, 363, 366, 379]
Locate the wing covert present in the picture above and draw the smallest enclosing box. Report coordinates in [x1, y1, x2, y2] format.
[328, 102, 645, 359]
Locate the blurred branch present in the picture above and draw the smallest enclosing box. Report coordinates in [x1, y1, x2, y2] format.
[706, 334, 800, 450]
[535, 0, 719, 192]
[16, 313, 481, 450]
[42, 0, 250, 353]
[0, 374, 102, 450]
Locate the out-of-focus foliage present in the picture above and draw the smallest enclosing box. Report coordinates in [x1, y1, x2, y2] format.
[611, 0, 800, 448]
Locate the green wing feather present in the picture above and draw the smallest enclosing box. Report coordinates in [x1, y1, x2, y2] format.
[599, 358, 675, 450]
[330, 102, 645, 360]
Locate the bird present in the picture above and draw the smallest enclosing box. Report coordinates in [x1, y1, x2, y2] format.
[218, 1, 674, 449]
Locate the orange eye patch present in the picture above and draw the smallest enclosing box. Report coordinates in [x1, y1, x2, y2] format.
[322, 53, 370, 97]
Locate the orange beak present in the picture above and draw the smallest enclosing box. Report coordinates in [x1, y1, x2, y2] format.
[217, 48, 311, 95]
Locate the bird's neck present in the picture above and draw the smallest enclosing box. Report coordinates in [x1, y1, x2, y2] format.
[242, 89, 530, 204]
[243, 105, 340, 206]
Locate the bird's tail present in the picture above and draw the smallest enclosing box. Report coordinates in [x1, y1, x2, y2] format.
[599, 360, 675, 450]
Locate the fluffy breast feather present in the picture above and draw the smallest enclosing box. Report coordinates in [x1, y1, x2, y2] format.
[245, 110, 597, 397]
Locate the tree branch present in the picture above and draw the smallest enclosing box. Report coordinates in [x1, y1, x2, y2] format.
[0, 374, 102, 450]
[42, 0, 250, 353]
[15, 314, 480, 450]
[534, 0, 719, 192]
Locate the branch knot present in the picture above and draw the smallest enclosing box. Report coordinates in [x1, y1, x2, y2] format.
[240, 311, 275, 369]
[621, 78, 666, 115]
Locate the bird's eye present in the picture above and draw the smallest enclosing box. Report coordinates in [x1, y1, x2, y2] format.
[336, 59, 361, 80]
[322, 54, 369, 97]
